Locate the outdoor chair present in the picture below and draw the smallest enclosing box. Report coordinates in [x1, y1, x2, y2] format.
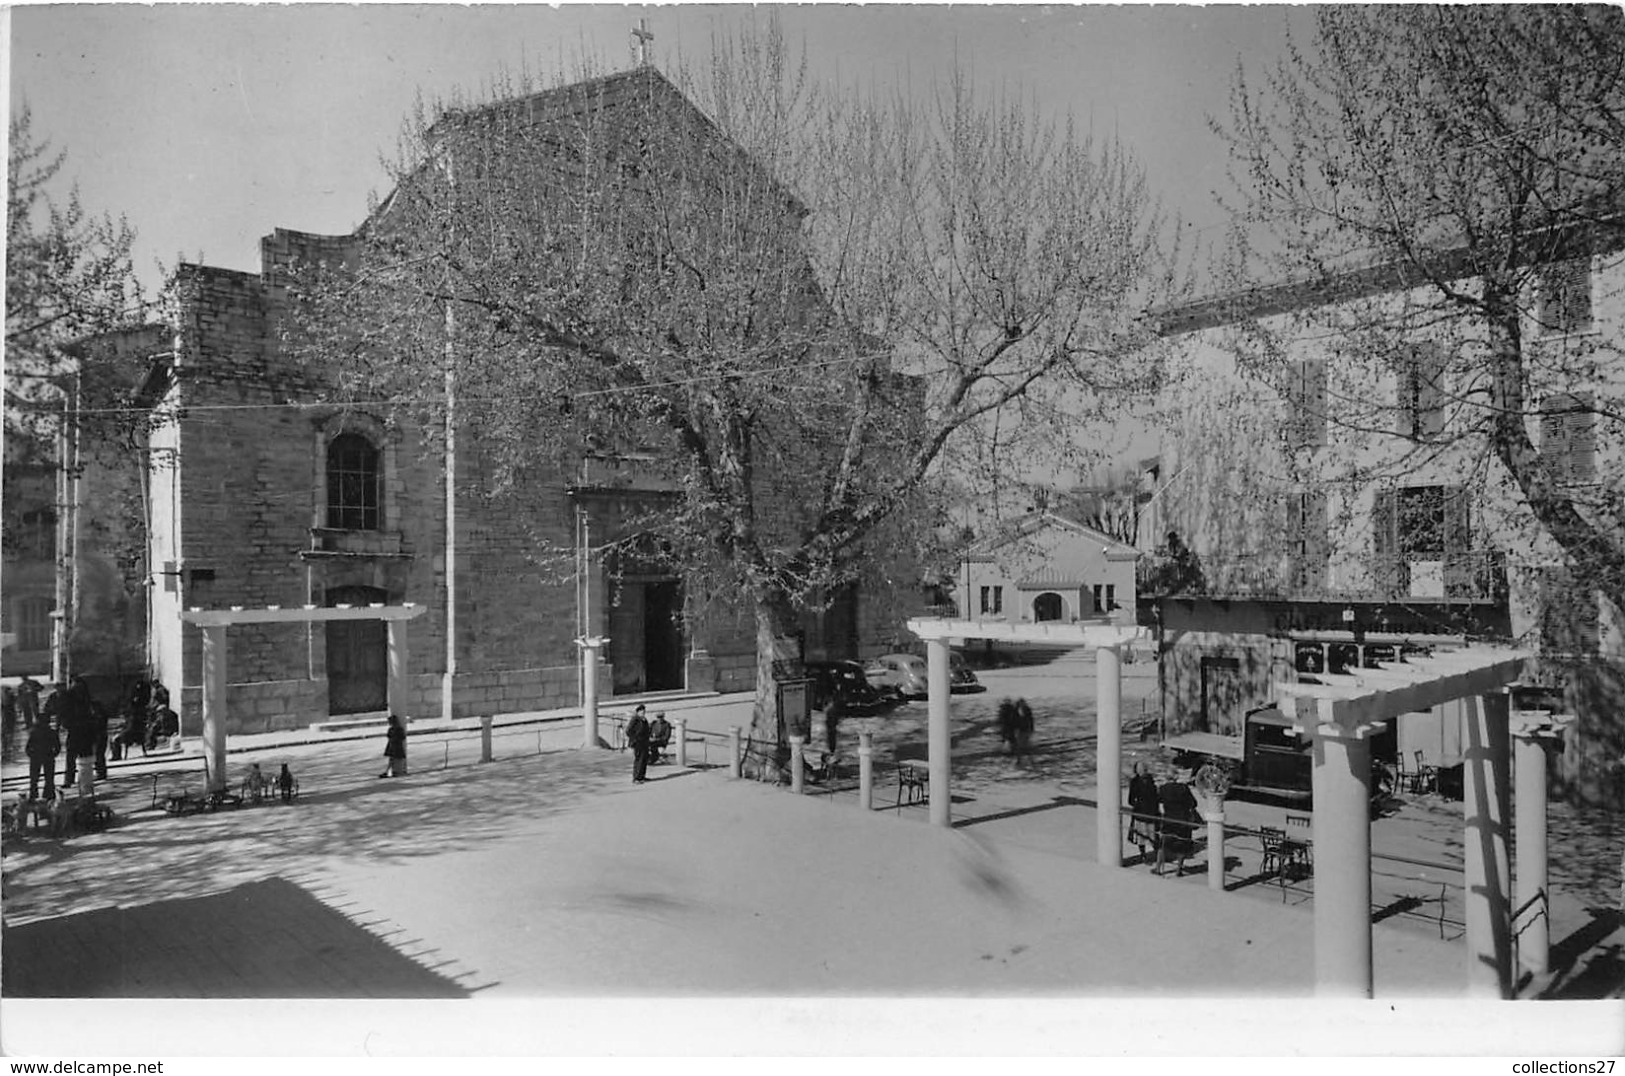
[1259, 826, 1287, 895]
[1414, 751, 1438, 795]
[896, 760, 927, 809]
[1394, 752, 1419, 794]
[1283, 813, 1313, 877]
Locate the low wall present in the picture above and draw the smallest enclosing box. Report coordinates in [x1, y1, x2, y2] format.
[179, 663, 612, 733]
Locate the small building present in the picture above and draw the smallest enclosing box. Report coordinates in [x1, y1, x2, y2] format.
[957, 512, 1139, 628]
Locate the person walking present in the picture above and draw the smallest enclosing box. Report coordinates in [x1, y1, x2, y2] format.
[626, 704, 651, 784]
[1127, 761, 1161, 864]
[1155, 774, 1201, 877]
[26, 715, 61, 802]
[379, 714, 408, 778]
[824, 688, 846, 755]
[1013, 698, 1035, 767]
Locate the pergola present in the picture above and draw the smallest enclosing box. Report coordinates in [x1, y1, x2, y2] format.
[907, 617, 1562, 998]
[180, 603, 427, 791]
[906, 617, 1146, 869]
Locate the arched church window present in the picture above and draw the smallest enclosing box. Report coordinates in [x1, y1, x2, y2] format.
[326, 433, 380, 531]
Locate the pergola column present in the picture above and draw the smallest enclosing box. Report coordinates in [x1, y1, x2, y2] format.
[1095, 644, 1123, 868]
[200, 623, 229, 792]
[577, 636, 608, 749]
[924, 636, 952, 827]
[1304, 705, 1378, 998]
[1462, 691, 1514, 998]
[1510, 707, 1572, 979]
[387, 617, 411, 721]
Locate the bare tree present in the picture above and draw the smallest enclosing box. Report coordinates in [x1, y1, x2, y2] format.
[1209, 5, 1625, 798]
[286, 25, 1168, 755]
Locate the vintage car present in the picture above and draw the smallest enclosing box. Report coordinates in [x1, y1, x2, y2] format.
[805, 660, 904, 712]
[863, 652, 983, 698]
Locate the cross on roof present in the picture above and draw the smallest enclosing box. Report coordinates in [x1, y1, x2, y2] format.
[631, 18, 654, 67]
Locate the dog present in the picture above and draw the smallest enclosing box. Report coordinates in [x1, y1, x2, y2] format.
[2, 794, 26, 835]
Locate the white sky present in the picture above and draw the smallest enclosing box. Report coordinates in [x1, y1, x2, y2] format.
[8, 2, 1316, 297]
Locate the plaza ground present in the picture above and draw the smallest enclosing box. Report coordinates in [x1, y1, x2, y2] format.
[2, 660, 1621, 1054]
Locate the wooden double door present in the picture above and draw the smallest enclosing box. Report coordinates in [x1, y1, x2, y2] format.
[607, 578, 686, 695]
[326, 585, 388, 715]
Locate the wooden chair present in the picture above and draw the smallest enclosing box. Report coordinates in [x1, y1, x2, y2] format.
[896, 761, 927, 809]
[1284, 813, 1314, 876]
[1259, 826, 1286, 878]
[1394, 752, 1419, 794]
[1414, 751, 1438, 794]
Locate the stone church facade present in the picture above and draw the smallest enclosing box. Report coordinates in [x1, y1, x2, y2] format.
[138, 69, 925, 734]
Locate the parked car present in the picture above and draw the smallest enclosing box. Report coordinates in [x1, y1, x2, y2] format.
[805, 660, 902, 712]
[864, 652, 983, 699]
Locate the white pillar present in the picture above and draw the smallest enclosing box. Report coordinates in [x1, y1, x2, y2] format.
[1463, 692, 1514, 998]
[790, 735, 805, 795]
[858, 730, 873, 811]
[729, 726, 741, 779]
[1198, 795, 1226, 892]
[577, 637, 607, 748]
[1097, 645, 1123, 868]
[924, 637, 952, 826]
[200, 623, 228, 792]
[1306, 708, 1375, 998]
[1511, 710, 1563, 979]
[387, 617, 410, 722]
[674, 717, 688, 767]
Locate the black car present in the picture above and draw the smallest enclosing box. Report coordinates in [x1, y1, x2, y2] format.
[805, 660, 903, 712]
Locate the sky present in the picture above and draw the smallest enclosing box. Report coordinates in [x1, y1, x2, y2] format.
[7, 2, 1317, 299]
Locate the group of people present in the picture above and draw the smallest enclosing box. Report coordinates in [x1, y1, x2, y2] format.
[623, 705, 672, 783]
[1126, 761, 1203, 877]
[17, 674, 180, 803]
[996, 697, 1035, 765]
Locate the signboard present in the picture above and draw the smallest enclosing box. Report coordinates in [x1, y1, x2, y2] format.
[776, 678, 811, 742]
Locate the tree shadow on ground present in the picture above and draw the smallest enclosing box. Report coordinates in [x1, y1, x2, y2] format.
[1, 875, 477, 998]
[2, 746, 641, 925]
[1539, 907, 1625, 999]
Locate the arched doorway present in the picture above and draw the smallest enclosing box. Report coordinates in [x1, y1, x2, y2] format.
[1032, 591, 1064, 622]
[326, 584, 388, 714]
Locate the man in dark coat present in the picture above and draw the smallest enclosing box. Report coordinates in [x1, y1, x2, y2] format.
[1155, 776, 1201, 877]
[626, 704, 651, 784]
[57, 678, 99, 790]
[26, 715, 61, 801]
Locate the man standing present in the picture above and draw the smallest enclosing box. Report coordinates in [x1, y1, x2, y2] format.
[59, 679, 96, 794]
[626, 704, 651, 784]
[26, 714, 61, 802]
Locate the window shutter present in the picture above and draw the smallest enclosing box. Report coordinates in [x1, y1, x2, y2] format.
[1303, 490, 1328, 590]
[1541, 399, 1571, 485]
[1568, 395, 1596, 483]
[1301, 359, 1327, 447]
[1372, 489, 1399, 595]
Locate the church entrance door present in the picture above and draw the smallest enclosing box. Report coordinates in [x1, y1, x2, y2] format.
[326, 585, 388, 715]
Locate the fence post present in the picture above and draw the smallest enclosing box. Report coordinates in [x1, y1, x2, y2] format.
[789, 736, 805, 794]
[674, 718, 687, 767]
[480, 715, 493, 763]
[729, 726, 741, 779]
[858, 731, 873, 811]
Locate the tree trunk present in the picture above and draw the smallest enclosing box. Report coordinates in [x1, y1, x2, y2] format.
[748, 586, 803, 776]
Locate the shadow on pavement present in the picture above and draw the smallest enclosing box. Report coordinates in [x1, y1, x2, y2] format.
[1, 876, 472, 998]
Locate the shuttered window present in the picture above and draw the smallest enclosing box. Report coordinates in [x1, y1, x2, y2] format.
[1396, 343, 1447, 441]
[1539, 567, 1600, 654]
[1285, 489, 1328, 592]
[1537, 259, 1593, 336]
[1539, 392, 1597, 485]
[1285, 358, 1327, 448]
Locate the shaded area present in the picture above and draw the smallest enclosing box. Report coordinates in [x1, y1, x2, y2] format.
[2, 876, 471, 998]
[1, 738, 632, 926]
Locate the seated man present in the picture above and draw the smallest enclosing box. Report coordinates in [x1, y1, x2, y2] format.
[647, 713, 672, 763]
